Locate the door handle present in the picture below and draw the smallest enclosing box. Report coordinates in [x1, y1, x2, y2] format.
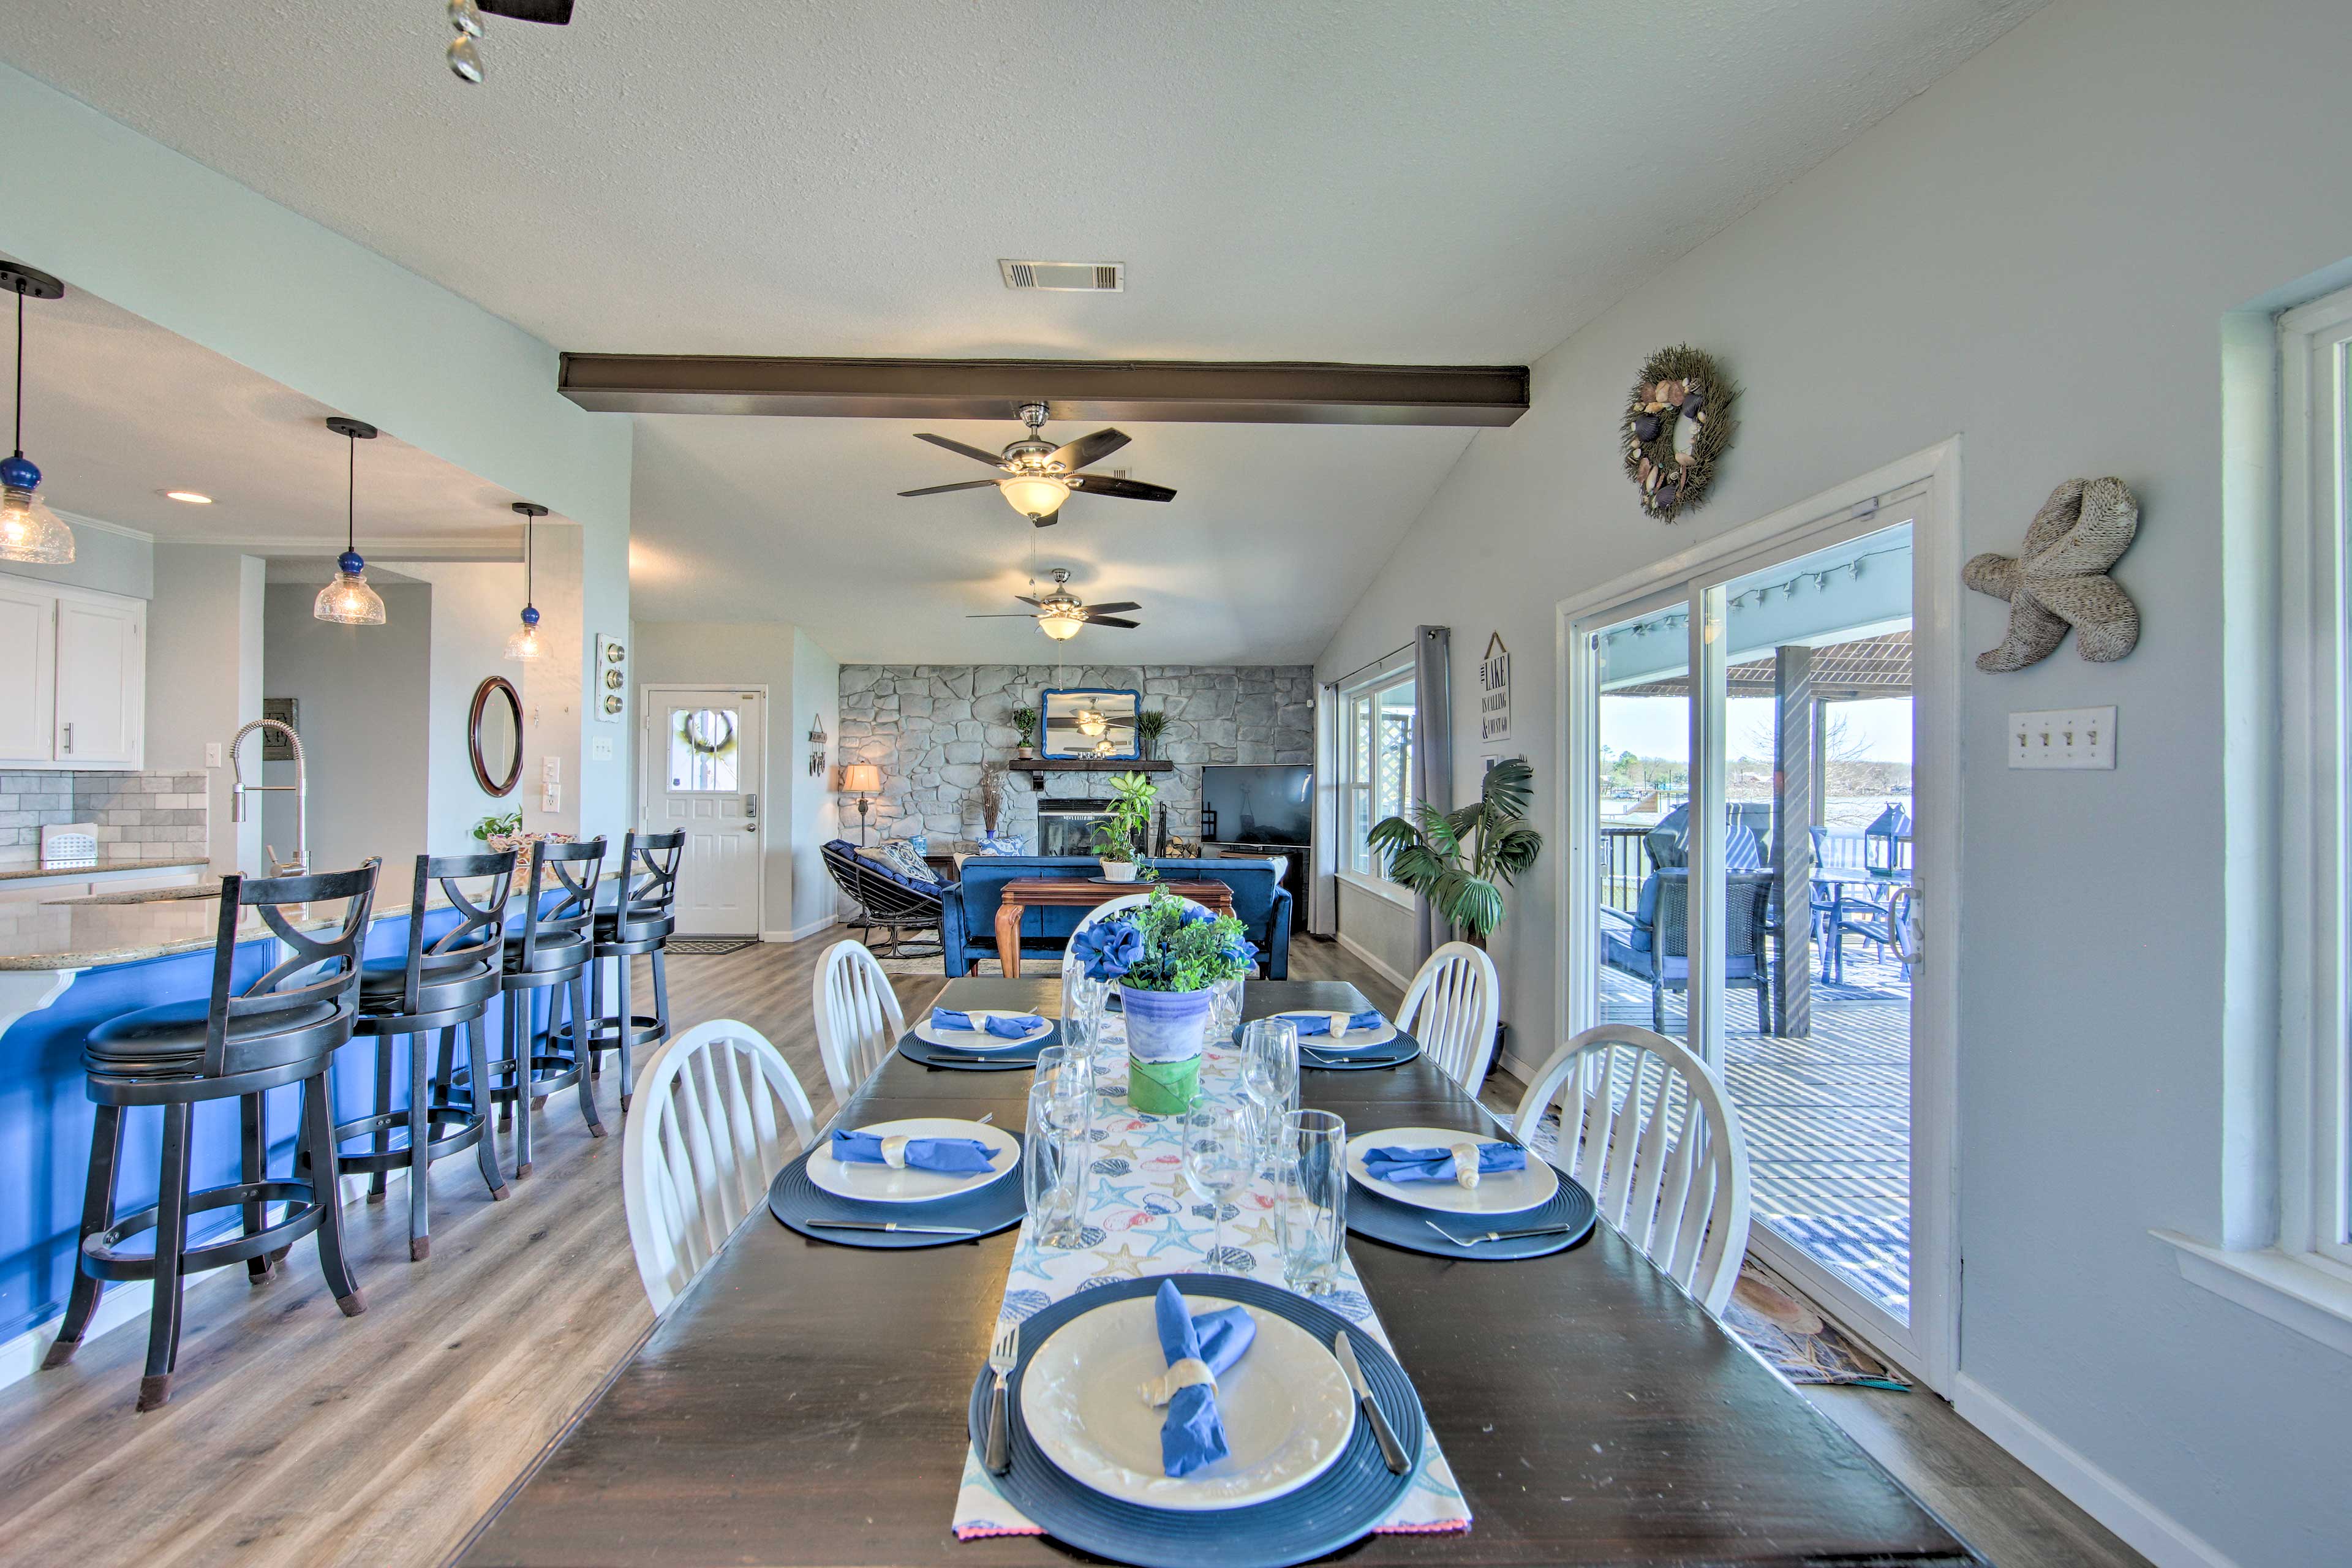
[744, 792, 759, 832]
[61, 722, 72, 755]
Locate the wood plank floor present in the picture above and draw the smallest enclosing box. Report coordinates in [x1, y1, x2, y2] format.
[0, 933, 2148, 1568]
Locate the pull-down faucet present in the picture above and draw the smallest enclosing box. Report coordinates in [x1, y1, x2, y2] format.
[228, 718, 307, 876]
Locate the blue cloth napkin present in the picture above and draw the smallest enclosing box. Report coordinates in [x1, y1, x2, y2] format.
[1153, 1278, 1257, 1477]
[1362, 1142, 1528, 1183]
[929, 1007, 1042, 1038]
[828, 1128, 998, 1173]
[1279, 1009, 1385, 1038]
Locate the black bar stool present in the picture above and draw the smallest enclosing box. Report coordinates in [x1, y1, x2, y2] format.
[333, 851, 517, 1260]
[487, 837, 605, 1177]
[557, 829, 682, 1113]
[43, 864, 379, 1411]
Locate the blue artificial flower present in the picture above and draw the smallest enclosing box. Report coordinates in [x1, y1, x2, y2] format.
[1223, 934, 1259, 969]
[1177, 905, 1216, 927]
[1070, 917, 1145, 981]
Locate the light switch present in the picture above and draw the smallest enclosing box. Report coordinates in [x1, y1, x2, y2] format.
[542, 755, 561, 784]
[591, 736, 614, 762]
[204, 741, 222, 767]
[2008, 706, 2115, 769]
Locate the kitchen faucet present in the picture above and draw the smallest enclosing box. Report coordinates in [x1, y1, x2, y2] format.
[228, 718, 307, 876]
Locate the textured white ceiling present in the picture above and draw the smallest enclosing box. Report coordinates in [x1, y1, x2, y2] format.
[1, 0, 2041, 660]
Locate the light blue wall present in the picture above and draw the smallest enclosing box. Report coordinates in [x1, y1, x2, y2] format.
[0, 513, 152, 600]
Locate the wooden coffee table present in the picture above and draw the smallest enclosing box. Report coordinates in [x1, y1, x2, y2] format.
[991, 876, 1234, 978]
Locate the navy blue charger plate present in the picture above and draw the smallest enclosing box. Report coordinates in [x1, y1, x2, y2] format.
[897, 1019, 1058, 1071]
[1346, 1161, 1597, 1259]
[1297, 1031, 1422, 1072]
[963, 1273, 1425, 1568]
[766, 1136, 1027, 1248]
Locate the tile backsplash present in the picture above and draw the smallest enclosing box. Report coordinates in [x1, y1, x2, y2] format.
[0, 770, 212, 867]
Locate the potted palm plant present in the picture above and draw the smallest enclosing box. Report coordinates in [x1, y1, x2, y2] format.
[1069, 886, 1257, 1114]
[1366, 757, 1543, 946]
[1091, 771, 1156, 883]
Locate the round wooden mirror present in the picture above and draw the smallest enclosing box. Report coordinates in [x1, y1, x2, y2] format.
[470, 676, 524, 796]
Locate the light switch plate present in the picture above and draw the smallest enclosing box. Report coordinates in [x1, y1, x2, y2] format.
[204, 741, 222, 767]
[591, 736, 614, 762]
[541, 755, 561, 783]
[2008, 706, 2115, 769]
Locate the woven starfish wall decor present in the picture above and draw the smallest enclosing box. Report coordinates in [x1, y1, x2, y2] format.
[1963, 477, 2141, 672]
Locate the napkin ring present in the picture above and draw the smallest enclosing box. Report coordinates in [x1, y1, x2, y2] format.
[1450, 1142, 1483, 1189]
[879, 1135, 913, 1170]
[1140, 1357, 1218, 1407]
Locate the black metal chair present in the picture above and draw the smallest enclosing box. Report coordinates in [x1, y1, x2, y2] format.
[553, 829, 681, 1112]
[820, 838, 944, 957]
[333, 851, 516, 1260]
[44, 864, 379, 1411]
[1599, 869, 1774, 1035]
[483, 837, 605, 1178]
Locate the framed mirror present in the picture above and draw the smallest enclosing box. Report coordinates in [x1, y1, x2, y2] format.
[1041, 688, 1141, 760]
[470, 676, 524, 796]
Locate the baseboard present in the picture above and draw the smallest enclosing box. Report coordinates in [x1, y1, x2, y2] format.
[1951, 1373, 2241, 1568]
[764, 916, 840, 944]
[1334, 931, 1411, 990]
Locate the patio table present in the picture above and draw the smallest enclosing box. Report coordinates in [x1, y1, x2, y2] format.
[456, 976, 1977, 1568]
[1813, 865, 1913, 984]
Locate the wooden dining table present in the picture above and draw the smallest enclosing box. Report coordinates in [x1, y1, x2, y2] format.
[458, 976, 1979, 1567]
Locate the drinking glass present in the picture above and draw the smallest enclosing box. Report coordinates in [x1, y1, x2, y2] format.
[1025, 1068, 1091, 1248]
[1183, 1097, 1256, 1273]
[1034, 1042, 1093, 1114]
[1210, 975, 1244, 1044]
[1238, 1017, 1300, 1162]
[1277, 1109, 1347, 1294]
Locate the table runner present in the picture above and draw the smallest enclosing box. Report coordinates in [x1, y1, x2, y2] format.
[951, 1023, 1472, 1541]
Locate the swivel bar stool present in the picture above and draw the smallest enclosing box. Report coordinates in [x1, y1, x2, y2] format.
[488, 836, 606, 1177]
[44, 864, 379, 1411]
[557, 829, 682, 1112]
[332, 850, 517, 1260]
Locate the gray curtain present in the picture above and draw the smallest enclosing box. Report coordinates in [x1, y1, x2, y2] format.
[1410, 625, 1453, 967]
[1310, 680, 1340, 936]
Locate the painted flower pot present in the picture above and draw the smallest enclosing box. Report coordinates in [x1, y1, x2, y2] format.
[1099, 859, 1139, 883]
[1120, 984, 1212, 1114]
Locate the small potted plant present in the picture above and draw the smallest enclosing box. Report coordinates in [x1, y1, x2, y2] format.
[1069, 886, 1257, 1114]
[1090, 770, 1156, 882]
[1011, 706, 1040, 760]
[1136, 707, 1168, 761]
[472, 809, 572, 862]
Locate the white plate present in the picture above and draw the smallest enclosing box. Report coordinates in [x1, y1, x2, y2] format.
[1344, 1126, 1558, 1215]
[805, 1117, 1020, 1205]
[914, 1009, 1052, 1052]
[1019, 1294, 1356, 1510]
[1270, 1011, 1396, 1051]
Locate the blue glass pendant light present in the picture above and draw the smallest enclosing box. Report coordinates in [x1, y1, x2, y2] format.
[315, 417, 386, 625]
[0, 263, 72, 565]
[504, 501, 548, 660]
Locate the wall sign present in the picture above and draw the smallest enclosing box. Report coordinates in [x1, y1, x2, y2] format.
[1478, 633, 1512, 744]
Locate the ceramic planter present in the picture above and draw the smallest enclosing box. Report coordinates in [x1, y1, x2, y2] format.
[1099, 859, 1138, 883]
[1120, 984, 1211, 1114]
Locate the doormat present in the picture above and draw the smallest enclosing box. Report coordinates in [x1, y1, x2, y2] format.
[1725, 1256, 1911, 1390]
[666, 938, 760, 956]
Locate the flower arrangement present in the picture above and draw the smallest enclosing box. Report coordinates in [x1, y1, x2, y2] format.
[1068, 887, 1256, 1113]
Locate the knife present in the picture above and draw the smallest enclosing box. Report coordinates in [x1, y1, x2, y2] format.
[1332, 1332, 1411, 1475]
[1424, 1219, 1586, 1244]
[805, 1219, 981, 1235]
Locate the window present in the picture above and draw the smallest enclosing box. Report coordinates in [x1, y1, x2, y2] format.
[1337, 663, 1415, 879]
[667, 706, 741, 791]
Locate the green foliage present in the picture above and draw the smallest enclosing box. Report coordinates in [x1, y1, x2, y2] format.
[1366, 757, 1544, 942]
[1011, 706, 1040, 745]
[1115, 886, 1255, 993]
[1136, 708, 1168, 756]
[1090, 771, 1158, 867]
[472, 810, 522, 843]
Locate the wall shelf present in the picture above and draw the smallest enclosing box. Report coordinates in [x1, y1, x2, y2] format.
[1019, 756, 1173, 789]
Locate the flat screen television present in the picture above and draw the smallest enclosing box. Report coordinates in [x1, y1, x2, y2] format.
[1200, 764, 1313, 848]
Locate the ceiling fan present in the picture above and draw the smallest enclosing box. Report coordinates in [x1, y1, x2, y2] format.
[445, 1, 574, 83]
[967, 568, 1142, 640]
[900, 402, 1176, 527]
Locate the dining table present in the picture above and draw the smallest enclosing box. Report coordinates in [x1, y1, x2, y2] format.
[456, 975, 1979, 1568]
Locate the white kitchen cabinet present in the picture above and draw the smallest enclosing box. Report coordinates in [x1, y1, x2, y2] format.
[0, 575, 144, 770]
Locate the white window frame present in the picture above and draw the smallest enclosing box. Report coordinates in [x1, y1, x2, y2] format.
[1335, 652, 1417, 907]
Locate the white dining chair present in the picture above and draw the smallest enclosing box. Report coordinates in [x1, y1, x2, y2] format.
[1511, 1024, 1751, 1314]
[622, 1020, 816, 1315]
[1396, 941, 1503, 1093]
[813, 938, 905, 1111]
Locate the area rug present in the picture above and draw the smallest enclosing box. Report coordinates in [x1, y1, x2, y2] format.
[1724, 1256, 1910, 1389]
[875, 953, 976, 978]
[665, 937, 761, 956]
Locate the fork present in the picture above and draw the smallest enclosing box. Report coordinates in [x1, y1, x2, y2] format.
[1423, 1218, 1581, 1248]
[984, 1319, 1020, 1474]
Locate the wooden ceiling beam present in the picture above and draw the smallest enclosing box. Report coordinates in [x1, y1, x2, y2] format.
[557, 355, 1529, 426]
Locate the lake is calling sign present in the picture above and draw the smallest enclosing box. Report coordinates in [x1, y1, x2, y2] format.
[1479, 633, 1512, 744]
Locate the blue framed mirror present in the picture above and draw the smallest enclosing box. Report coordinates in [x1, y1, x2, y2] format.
[1040, 688, 1142, 760]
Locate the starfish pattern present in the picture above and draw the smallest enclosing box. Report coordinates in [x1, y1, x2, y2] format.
[1963, 477, 2140, 671]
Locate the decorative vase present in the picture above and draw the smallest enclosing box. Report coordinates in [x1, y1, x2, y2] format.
[1121, 984, 1211, 1114]
[1099, 858, 1138, 883]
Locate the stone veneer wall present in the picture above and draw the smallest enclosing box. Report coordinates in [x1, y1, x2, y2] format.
[837, 665, 1314, 851]
[0, 770, 213, 866]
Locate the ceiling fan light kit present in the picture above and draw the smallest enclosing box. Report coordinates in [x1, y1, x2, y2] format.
[967, 567, 1144, 643]
[899, 399, 1175, 529]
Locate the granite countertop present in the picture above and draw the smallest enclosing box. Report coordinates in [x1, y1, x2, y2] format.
[0, 856, 209, 884]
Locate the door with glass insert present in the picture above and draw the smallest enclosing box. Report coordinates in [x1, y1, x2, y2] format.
[643, 686, 763, 935]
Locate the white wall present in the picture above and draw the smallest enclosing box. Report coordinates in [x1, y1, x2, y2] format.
[1311, 3, 2352, 1564]
[386, 558, 527, 855]
[262, 582, 431, 875]
[790, 627, 842, 937]
[5, 512, 152, 601]
[144, 543, 263, 873]
[516, 527, 584, 842]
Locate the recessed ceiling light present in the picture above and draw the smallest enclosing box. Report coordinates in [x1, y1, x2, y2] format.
[162, 489, 214, 504]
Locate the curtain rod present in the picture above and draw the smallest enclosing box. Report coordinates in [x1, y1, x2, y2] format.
[1326, 641, 1415, 690]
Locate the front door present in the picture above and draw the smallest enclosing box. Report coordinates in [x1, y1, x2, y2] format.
[642, 686, 763, 936]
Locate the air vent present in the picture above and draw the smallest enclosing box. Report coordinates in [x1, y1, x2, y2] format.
[999, 259, 1125, 292]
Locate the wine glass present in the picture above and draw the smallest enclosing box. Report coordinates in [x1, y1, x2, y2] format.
[1183, 1098, 1255, 1274]
[1238, 1017, 1299, 1163]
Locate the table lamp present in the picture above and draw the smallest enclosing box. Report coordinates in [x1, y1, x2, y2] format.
[840, 763, 884, 844]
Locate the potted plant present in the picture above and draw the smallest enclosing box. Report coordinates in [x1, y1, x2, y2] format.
[1011, 705, 1040, 760]
[1090, 770, 1156, 882]
[472, 809, 572, 861]
[1069, 886, 1257, 1114]
[1366, 757, 1544, 948]
[1136, 707, 1168, 760]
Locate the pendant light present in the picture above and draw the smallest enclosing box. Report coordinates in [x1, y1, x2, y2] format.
[315, 417, 386, 625]
[504, 501, 548, 660]
[0, 263, 72, 565]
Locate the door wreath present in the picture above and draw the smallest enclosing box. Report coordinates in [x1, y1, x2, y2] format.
[1621, 345, 1738, 521]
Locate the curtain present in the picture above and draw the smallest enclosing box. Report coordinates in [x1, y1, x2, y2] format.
[1310, 680, 1340, 936]
[1410, 625, 1453, 967]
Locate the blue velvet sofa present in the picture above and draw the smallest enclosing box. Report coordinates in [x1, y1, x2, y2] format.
[940, 856, 1293, 979]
